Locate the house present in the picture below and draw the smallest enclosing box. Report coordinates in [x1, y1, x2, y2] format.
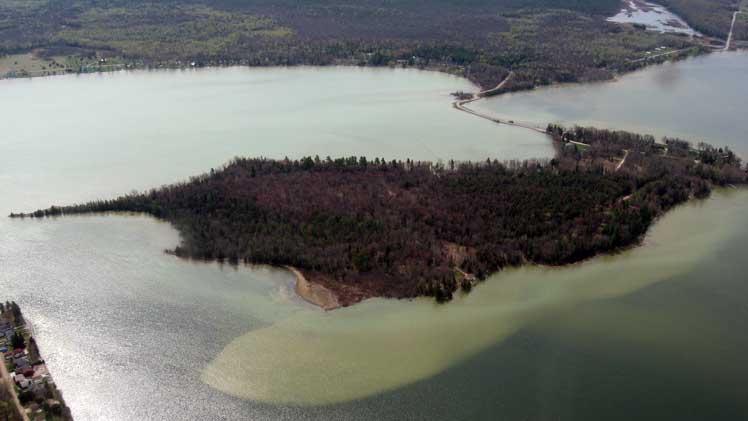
[14, 374, 30, 389]
[15, 364, 32, 375]
[29, 381, 47, 400]
[32, 364, 48, 380]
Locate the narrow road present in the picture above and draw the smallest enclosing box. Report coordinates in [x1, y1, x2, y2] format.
[629, 47, 695, 63]
[451, 73, 595, 145]
[453, 99, 548, 134]
[452, 73, 548, 135]
[725, 11, 739, 51]
[616, 149, 629, 172]
[0, 360, 30, 421]
[477, 71, 514, 97]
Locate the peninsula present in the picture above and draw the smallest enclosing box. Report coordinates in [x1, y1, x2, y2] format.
[11, 126, 746, 308]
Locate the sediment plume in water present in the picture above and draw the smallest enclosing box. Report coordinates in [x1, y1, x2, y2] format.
[202, 190, 747, 405]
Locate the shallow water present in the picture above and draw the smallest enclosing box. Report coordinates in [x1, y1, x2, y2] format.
[202, 190, 748, 409]
[608, 0, 701, 36]
[2, 62, 747, 420]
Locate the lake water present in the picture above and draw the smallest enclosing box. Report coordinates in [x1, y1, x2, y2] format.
[1, 58, 747, 420]
[475, 51, 748, 159]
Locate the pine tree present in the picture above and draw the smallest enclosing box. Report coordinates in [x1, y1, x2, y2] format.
[11, 331, 25, 350]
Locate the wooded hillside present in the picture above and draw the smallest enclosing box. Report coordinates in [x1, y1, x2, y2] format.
[0, 0, 699, 89]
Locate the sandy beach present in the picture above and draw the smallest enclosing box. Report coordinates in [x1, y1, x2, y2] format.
[286, 266, 341, 310]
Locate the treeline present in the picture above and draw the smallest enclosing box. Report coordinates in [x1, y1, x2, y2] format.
[0, 384, 23, 421]
[1, 0, 698, 90]
[13, 129, 746, 305]
[0, 301, 24, 327]
[733, 13, 748, 43]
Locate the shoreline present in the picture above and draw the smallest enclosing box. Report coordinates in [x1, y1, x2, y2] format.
[285, 266, 342, 311]
[5, 46, 746, 313]
[450, 47, 724, 137]
[0, 43, 718, 92]
[284, 192, 724, 312]
[1, 303, 72, 420]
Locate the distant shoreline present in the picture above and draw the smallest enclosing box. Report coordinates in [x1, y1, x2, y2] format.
[0, 44, 712, 93]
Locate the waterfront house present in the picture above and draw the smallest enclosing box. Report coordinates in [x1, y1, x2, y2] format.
[15, 365, 33, 377]
[14, 374, 30, 389]
[32, 364, 48, 380]
[29, 381, 47, 400]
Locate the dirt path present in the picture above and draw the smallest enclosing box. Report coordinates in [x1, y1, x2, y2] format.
[726, 11, 739, 51]
[616, 149, 629, 171]
[477, 71, 514, 97]
[0, 360, 30, 421]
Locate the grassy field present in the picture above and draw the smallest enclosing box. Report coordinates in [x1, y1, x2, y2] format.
[0, 52, 63, 77]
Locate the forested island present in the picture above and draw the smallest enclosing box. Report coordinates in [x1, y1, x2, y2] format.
[2, 0, 742, 89]
[12, 127, 746, 308]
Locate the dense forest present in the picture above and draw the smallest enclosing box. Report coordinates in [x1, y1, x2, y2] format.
[0, 0, 705, 89]
[733, 11, 748, 45]
[12, 128, 746, 306]
[656, 0, 739, 38]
